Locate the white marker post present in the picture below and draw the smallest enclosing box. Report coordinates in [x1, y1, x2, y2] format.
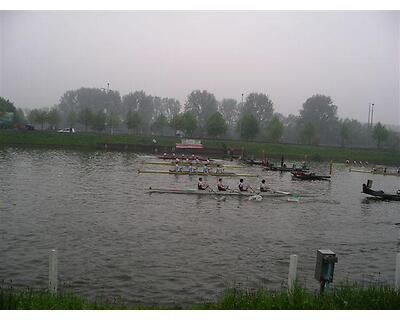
[288, 254, 298, 291]
[395, 253, 400, 290]
[49, 249, 58, 294]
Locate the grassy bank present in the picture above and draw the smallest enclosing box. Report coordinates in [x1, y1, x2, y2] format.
[0, 130, 178, 149]
[1, 130, 399, 165]
[2, 284, 400, 309]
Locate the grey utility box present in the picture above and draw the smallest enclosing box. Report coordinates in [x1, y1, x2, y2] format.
[314, 249, 338, 283]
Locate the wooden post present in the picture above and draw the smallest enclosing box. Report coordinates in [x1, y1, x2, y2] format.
[329, 160, 333, 175]
[49, 249, 58, 294]
[288, 254, 298, 290]
[396, 253, 400, 290]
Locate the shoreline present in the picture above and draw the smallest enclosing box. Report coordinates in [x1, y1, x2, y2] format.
[1, 130, 399, 166]
[2, 283, 400, 310]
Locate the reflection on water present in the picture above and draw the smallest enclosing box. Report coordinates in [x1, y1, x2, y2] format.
[0, 146, 399, 305]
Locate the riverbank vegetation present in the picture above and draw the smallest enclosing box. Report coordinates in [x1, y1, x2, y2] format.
[2, 283, 400, 309]
[1, 88, 399, 151]
[1, 130, 400, 165]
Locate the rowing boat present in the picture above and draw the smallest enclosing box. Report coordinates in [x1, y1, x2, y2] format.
[350, 168, 400, 177]
[138, 169, 258, 177]
[263, 166, 309, 172]
[291, 172, 331, 181]
[158, 155, 210, 161]
[144, 161, 244, 168]
[145, 187, 291, 197]
[362, 180, 400, 201]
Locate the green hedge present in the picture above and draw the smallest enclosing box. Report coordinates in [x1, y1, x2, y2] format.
[1, 130, 399, 165]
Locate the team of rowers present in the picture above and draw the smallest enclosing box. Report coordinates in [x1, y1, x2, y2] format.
[197, 177, 269, 192]
[174, 157, 225, 174]
[345, 160, 369, 166]
[163, 152, 210, 162]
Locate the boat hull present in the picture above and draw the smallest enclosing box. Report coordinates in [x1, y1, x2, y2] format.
[263, 167, 308, 172]
[350, 168, 400, 177]
[138, 170, 258, 177]
[144, 161, 243, 168]
[362, 184, 400, 201]
[291, 173, 330, 181]
[146, 188, 290, 197]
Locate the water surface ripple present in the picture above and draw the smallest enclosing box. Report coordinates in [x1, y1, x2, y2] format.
[1, 147, 399, 305]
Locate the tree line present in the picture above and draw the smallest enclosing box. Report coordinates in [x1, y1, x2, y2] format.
[0, 87, 398, 149]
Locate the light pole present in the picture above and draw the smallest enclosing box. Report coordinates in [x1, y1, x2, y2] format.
[105, 82, 113, 134]
[241, 93, 244, 139]
[371, 103, 375, 128]
[368, 104, 371, 127]
[368, 103, 374, 128]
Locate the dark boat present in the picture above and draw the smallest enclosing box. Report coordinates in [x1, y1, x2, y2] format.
[291, 171, 331, 181]
[264, 166, 309, 172]
[158, 154, 211, 161]
[243, 159, 267, 166]
[362, 180, 400, 201]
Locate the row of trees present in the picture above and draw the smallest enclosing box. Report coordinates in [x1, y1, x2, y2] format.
[1, 87, 398, 149]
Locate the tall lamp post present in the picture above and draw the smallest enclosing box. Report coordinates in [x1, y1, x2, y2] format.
[370, 103, 375, 128]
[241, 93, 244, 139]
[368, 103, 374, 127]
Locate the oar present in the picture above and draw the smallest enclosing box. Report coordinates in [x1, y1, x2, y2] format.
[207, 187, 227, 201]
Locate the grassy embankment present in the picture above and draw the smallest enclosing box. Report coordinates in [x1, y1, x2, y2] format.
[1, 284, 400, 309]
[1, 130, 399, 165]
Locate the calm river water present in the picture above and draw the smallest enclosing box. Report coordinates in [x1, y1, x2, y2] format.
[1, 147, 400, 305]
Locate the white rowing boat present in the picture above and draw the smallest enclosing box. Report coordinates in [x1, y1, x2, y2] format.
[144, 161, 244, 168]
[145, 187, 294, 197]
[138, 169, 258, 177]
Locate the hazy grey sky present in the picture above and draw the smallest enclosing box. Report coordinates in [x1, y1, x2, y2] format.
[0, 11, 399, 124]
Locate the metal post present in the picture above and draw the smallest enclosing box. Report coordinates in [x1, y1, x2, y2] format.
[368, 104, 371, 127]
[371, 103, 374, 127]
[288, 254, 298, 290]
[395, 253, 400, 290]
[49, 249, 58, 294]
[241, 93, 244, 139]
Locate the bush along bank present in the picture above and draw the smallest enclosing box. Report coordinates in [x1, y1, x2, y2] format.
[1, 130, 399, 166]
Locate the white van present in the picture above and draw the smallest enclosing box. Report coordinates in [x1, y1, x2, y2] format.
[57, 128, 76, 133]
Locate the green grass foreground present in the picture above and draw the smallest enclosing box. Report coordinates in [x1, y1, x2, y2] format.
[2, 284, 400, 310]
[1, 130, 399, 165]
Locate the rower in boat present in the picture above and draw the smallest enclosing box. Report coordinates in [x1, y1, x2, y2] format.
[260, 179, 270, 192]
[215, 164, 224, 174]
[217, 178, 229, 191]
[292, 168, 303, 176]
[175, 158, 183, 172]
[187, 163, 194, 173]
[198, 177, 209, 190]
[239, 178, 253, 192]
[203, 164, 209, 174]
